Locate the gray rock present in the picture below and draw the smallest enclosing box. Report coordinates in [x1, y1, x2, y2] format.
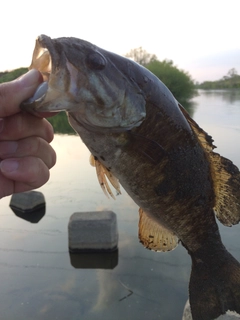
[68, 211, 118, 252]
[9, 191, 45, 223]
[10, 191, 45, 212]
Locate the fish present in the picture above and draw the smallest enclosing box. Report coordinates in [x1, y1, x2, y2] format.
[21, 35, 240, 320]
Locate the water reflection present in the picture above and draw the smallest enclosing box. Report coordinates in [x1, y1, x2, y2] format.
[198, 89, 240, 104]
[181, 99, 197, 118]
[11, 206, 45, 223]
[69, 250, 118, 269]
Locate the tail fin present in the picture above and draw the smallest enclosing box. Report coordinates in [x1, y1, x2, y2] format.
[189, 245, 240, 320]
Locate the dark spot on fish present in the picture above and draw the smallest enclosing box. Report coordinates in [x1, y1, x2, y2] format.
[96, 96, 105, 107]
[156, 112, 163, 118]
[100, 156, 105, 161]
[154, 181, 172, 197]
[149, 235, 154, 238]
[195, 195, 209, 207]
[107, 167, 111, 171]
[94, 156, 98, 160]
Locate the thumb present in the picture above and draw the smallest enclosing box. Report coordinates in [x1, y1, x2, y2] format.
[0, 69, 42, 117]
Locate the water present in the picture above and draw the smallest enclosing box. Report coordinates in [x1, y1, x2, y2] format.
[0, 90, 240, 320]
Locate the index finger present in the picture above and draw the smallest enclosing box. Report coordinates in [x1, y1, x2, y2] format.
[0, 69, 42, 117]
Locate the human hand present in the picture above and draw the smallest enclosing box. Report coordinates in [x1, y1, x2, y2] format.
[0, 69, 56, 198]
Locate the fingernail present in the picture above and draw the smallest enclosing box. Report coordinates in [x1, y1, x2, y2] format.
[18, 69, 42, 87]
[0, 118, 4, 133]
[0, 159, 19, 173]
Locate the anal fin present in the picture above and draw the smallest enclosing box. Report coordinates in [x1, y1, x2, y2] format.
[139, 208, 178, 252]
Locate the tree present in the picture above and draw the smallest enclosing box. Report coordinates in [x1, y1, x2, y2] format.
[146, 59, 196, 102]
[227, 68, 238, 78]
[125, 47, 157, 67]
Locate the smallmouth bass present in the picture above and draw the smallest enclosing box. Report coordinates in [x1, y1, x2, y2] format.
[21, 35, 240, 320]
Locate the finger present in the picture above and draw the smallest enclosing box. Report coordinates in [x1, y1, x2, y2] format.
[0, 137, 57, 169]
[0, 113, 54, 143]
[0, 70, 42, 117]
[0, 157, 50, 197]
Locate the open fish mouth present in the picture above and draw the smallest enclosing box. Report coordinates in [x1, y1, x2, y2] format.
[20, 35, 62, 116]
[25, 42, 52, 105]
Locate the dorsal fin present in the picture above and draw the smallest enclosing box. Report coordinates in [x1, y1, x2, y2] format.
[179, 103, 240, 226]
[139, 208, 178, 252]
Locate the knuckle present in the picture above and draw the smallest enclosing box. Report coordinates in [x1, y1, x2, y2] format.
[43, 119, 54, 142]
[27, 158, 50, 186]
[50, 148, 57, 168]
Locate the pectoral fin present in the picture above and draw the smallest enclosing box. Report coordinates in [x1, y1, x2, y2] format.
[90, 154, 121, 199]
[179, 103, 240, 226]
[139, 208, 178, 252]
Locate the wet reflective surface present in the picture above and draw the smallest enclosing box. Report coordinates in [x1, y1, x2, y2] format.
[0, 90, 240, 319]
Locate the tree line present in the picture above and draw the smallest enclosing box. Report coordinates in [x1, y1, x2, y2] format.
[196, 68, 240, 89]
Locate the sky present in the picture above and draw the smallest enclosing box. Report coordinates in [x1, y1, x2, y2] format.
[1, 0, 239, 83]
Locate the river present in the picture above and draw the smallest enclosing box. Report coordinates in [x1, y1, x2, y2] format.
[0, 90, 239, 320]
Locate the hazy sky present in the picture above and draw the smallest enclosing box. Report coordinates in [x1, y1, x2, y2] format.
[1, 0, 239, 82]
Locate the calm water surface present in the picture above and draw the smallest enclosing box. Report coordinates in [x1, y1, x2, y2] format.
[0, 90, 240, 320]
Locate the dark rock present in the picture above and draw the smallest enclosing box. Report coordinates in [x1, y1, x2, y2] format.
[10, 191, 45, 223]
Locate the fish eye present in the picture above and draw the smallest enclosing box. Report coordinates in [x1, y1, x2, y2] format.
[86, 52, 106, 70]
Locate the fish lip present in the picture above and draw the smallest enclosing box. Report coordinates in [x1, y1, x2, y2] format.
[20, 99, 59, 118]
[20, 82, 49, 114]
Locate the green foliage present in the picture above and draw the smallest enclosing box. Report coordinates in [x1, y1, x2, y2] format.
[197, 68, 240, 89]
[0, 68, 28, 83]
[47, 112, 76, 134]
[146, 59, 196, 102]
